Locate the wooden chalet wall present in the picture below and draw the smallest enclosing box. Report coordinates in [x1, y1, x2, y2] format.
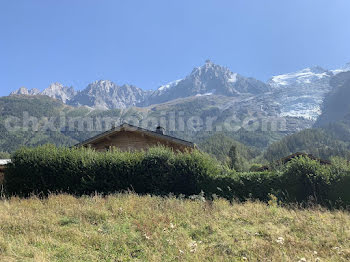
[85, 130, 192, 152]
[0, 166, 5, 185]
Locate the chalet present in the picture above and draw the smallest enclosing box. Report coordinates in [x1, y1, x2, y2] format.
[278, 152, 331, 165]
[75, 123, 196, 152]
[257, 152, 331, 171]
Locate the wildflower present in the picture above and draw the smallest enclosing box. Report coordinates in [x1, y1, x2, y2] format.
[170, 223, 175, 229]
[242, 257, 248, 261]
[188, 240, 198, 253]
[144, 233, 151, 240]
[276, 237, 284, 245]
[166, 239, 174, 245]
[188, 241, 197, 248]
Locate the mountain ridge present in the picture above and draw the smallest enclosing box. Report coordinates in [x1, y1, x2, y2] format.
[9, 61, 350, 122]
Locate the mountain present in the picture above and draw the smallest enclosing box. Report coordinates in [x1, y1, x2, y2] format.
[331, 62, 350, 75]
[264, 128, 350, 161]
[0, 96, 78, 152]
[70, 80, 149, 109]
[11, 83, 76, 104]
[41, 83, 76, 103]
[8, 60, 350, 121]
[148, 60, 270, 105]
[0, 94, 294, 153]
[265, 70, 350, 161]
[9, 61, 271, 110]
[4, 60, 350, 161]
[315, 71, 350, 126]
[10, 87, 40, 96]
[268, 66, 334, 120]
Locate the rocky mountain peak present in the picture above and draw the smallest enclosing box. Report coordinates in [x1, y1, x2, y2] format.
[85, 80, 116, 93]
[70, 80, 147, 109]
[41, 83, 76, 103]
[11, 87, 29, 95]
[7, 61, 350, 120]
[148, 61, 269, 105]
[331, 62, 350, 75]
[191, 60, 232, 77]
[10, 87, 40, 96]
[307, 66, 328, 74]
[340, 62, 350, 72]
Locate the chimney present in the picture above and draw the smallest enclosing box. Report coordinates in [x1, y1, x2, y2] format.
[155, 126, 165, 135]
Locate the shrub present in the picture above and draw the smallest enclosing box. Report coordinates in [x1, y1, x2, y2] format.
[279, 156, 332, 204]
[212, 171, 281, 202]
[327, 157, 350, 207]
[4, 146, 350, 208]
[0, 152, 10, 159]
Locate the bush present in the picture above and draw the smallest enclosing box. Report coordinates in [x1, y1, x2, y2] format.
[327, 157, 350, 207]
[210, 171, 281, 202]
[279, 156, 332, 204]
[0, 151, 10, 159]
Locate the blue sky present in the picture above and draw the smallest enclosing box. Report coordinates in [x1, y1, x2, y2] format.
[1, 0, 350, 96]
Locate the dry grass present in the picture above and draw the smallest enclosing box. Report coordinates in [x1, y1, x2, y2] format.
[0, 194, 349, 262]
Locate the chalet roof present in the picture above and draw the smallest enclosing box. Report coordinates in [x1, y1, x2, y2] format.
[0, 159, 11, 166]
[256, 152, 331, 171]
[75, 123, 195, 148]
[279, 152, 331, 165]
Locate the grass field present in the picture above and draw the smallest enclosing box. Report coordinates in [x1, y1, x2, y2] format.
[0, 194, 349, 262]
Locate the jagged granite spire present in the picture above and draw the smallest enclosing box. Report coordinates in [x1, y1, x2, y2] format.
[148, 60, 269, 105]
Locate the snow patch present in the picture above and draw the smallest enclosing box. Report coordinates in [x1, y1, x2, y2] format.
[331, 63, 350, 75]
[195, 89, 216, 97]
[270, 67, 330, 87]
[158, 79, 182, 91]
[227, 73, 238, 83]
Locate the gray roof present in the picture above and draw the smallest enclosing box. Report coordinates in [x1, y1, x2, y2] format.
[75, 123, 195, 148]
[0, 159, 11, 166]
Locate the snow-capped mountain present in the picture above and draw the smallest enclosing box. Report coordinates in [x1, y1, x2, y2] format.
[148, 60, 270, 105]
[331, 62, 350, 75]
[8, 60, 350, 123]
[70, 80, 148, 109]
[268, 67, 334, 120]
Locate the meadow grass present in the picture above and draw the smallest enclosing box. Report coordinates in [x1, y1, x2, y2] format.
[0, 194, 349, 262]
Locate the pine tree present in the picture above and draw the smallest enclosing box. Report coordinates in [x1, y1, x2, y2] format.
[228, 145, 240, 171]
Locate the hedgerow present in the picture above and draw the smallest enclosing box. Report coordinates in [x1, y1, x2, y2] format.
[4, 145, 224, 197]
[3, 145, 350, 207]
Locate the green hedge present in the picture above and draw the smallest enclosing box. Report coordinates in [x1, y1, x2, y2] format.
[4, 145, 224, 197]
[4, 145, 350, 208]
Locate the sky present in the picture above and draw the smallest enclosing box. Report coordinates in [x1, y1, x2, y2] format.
[1, 0, 350, 96]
